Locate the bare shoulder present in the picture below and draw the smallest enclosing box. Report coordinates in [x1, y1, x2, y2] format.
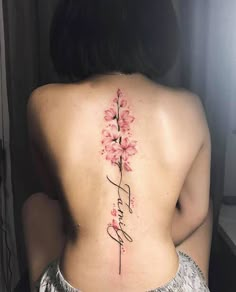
[157, 85, 208, 124]
[27, 83, 73, 143]
[156, 85, 210, 147]
[27, 83, 72, 114]
[27, 82, 82, 124]
[148, 84, 211, 169]
[174, 88, 211, 147]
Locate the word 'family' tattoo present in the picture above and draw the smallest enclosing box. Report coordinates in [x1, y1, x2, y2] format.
[101, 89, 137, 274]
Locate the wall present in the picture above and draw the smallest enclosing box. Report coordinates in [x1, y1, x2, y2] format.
[204, 1, 235, 209]
[220, 0, 236, 201]
[173, 1, 231, 225]
[0, 0, 19, 290]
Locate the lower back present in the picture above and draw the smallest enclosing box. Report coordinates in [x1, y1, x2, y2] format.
[60, 233, 179, 291]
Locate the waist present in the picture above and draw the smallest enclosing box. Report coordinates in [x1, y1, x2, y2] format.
[59, 235, 178, 291]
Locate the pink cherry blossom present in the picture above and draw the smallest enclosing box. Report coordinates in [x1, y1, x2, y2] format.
[101, 89, 138, 172]
[112, 219, 119, 231]
[124, 161, 132, 172]
[112, 137, 137, 161]
[118, 110, 135, 132]
[102, 125, 120, 145]
[105, 144, 120, 164]
[104, 108, 117, 121]
[111, 209, 117, 216]
[121, 138, 137, 160]
[120, 99, 127, 107]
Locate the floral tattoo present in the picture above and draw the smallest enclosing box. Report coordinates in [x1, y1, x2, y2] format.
[101, 89, 137, 274]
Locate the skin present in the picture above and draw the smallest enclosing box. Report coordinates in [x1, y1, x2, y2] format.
[23, 73, 212, 291]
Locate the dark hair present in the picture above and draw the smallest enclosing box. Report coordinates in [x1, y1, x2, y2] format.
[50, 0, 179, 82]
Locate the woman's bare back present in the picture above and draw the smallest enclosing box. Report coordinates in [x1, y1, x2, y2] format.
[27, 73, 211, 291]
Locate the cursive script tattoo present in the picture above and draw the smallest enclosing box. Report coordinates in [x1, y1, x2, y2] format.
[101, 89, 137, 274]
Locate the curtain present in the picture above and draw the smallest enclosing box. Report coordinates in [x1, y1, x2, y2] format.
[2, 0, 59, 278]
[0, 1, 19, 290]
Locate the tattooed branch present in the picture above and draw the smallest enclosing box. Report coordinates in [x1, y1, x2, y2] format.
[101, 88, 137, 274]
